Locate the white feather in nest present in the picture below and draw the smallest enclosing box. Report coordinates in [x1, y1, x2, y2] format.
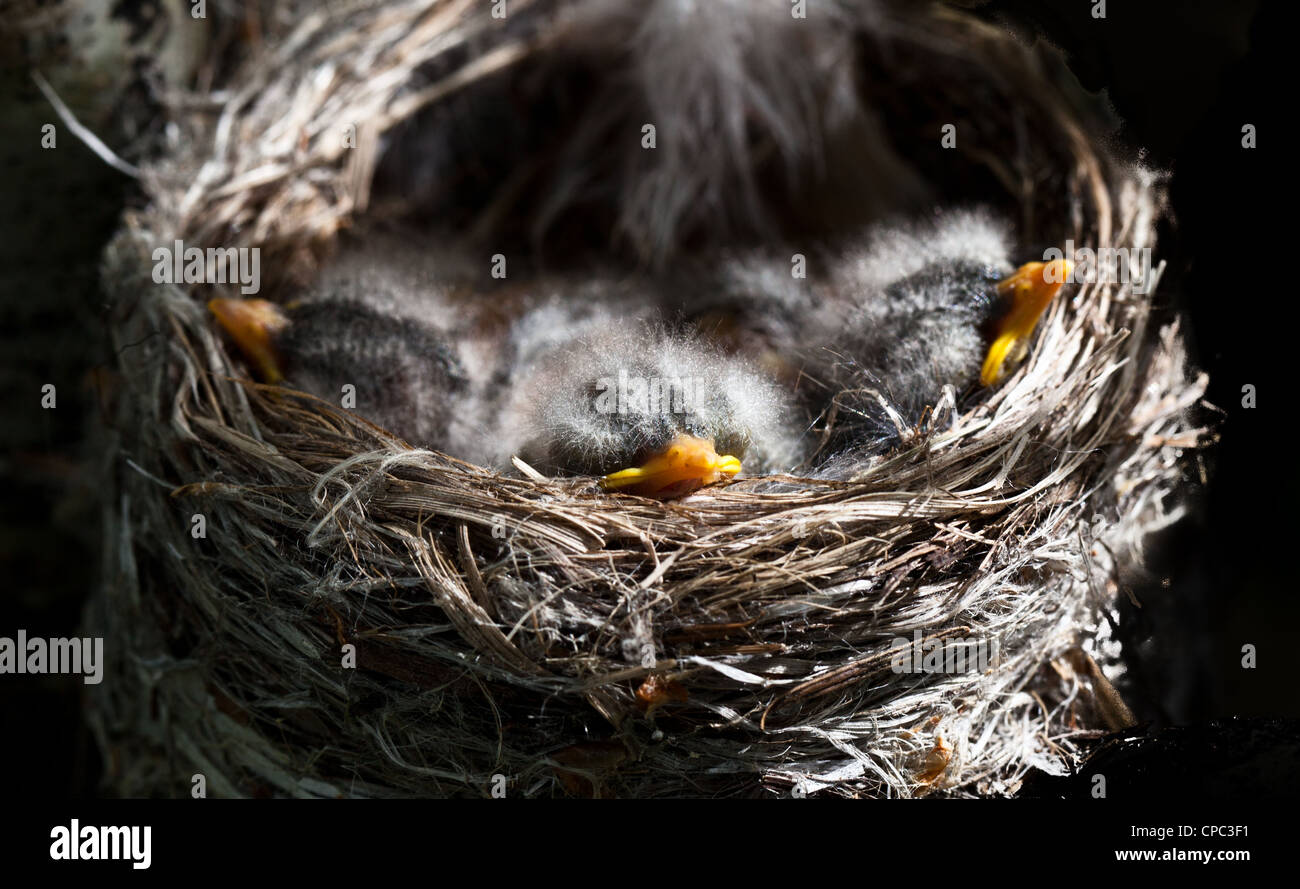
[568, 0, 857, 256]
[377, 0, 930, 263]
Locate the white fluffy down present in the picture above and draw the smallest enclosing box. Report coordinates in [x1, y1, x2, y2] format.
[496, 316, 805, 477]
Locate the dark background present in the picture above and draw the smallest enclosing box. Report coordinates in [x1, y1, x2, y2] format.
[0, 1, 1287, 797]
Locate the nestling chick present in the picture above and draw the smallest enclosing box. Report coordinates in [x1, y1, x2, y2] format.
[810, 211, 1070, 458]
[208, 237, 496, 454]
[498, 315, 804, 498]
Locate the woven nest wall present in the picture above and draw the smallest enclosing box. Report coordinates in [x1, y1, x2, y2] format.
[87, 0, 1207, 797]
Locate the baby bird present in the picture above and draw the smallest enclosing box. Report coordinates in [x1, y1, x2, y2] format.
[497, 312, 803, 498]
[810, 211, 1070, 459]
[208, 236, 496, 454]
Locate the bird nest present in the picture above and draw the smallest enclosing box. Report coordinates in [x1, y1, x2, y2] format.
[88, 0, 1207, 797]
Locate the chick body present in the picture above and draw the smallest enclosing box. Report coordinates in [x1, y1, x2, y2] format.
[497, 311, 804, 492]
[274, 298, 469, 450]
[808, 211, 1054, 460]
[214, 236, 503, 454]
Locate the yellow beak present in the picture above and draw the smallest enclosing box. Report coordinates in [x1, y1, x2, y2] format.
[980, 259, 1071, 386]
[601, 433, 742, 499]
[208, 298, 291, 383]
